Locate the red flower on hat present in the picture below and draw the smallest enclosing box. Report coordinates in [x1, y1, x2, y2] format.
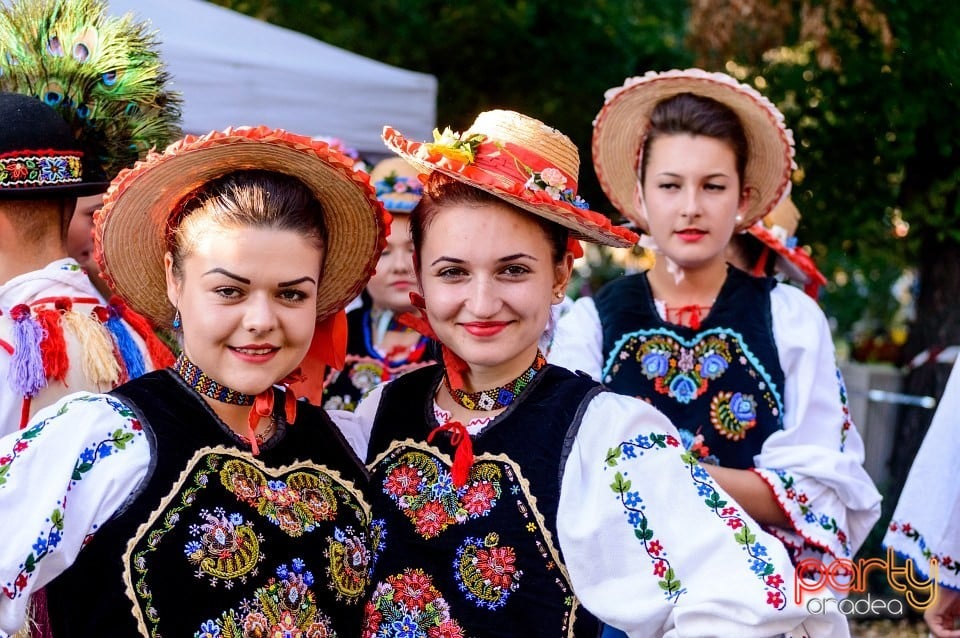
[8, 162, 28, 179]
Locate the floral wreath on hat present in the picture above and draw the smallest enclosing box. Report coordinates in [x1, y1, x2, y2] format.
[382, 110, 639, 249]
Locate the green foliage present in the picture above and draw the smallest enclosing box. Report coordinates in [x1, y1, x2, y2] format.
[740, 1, 960, 350]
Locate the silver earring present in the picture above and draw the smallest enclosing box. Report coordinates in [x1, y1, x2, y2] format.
[734, 214, 744, 224]
[172, 309, 181, 329]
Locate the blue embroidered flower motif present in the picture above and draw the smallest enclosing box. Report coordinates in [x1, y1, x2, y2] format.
[730, 393, 757, 424]
[697, 483, 714, 497]
[621, 444, 637, 459]
[641, 352, 670, 378]
[819, 514, 831, 527]
[197, 619, 221, 637]
[751, 558, 769, 576]
[628, 511, 642, 526]
[751, 542, 768, 557]
[228, 512, 244, 526]
[700, 352, 728, 379]
[634, 434, 651, 448]
[183, 540, 202, 556]
[692, 465, 710, 481]
[669, 375, 698, 403]
[431, 472, 455, 498]
[387, 613, 425, 638]
[625, 491, 642, 507]
[805, 512, 817, 524]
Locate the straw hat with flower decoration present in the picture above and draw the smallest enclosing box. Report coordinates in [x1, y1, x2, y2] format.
[369, 156, 424, 215]
[382, 109, 639, 249]
[592, 69, 796, 232]
[95, 126, 388, 331]
[745, 196, 827, 298]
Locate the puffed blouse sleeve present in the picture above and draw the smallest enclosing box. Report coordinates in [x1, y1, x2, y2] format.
[883, 359, 960, 589]
[547, 296, 604, 380]
[0, 392, 150, 636]
[557, 391, 845, 637]
[754, 284, 882, 560]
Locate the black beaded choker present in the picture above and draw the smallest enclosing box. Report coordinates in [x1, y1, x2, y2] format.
[173, 353, 255, 406]
[444, 350, 547, 411]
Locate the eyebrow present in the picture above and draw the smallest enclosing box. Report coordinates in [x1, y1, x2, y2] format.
[429, 253, 538, 266]
[203, 268, 316, 287]
[657, 171, 731, 179]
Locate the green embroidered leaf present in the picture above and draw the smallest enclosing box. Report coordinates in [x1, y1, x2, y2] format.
[73, 462, 93, 480]
[605, 446, 621, 467]
[762, 562, 775, 576]
[24, 553, 37, 572]
[651, 433, 666, 448]
[734, 526, 755, 545]
[680, 451, 699, 465]
[0, 463, 9, 486]
[704, 491, 727, 509]
[113, 429, 134, 449]
[610, 472, 631, 495]
[635, 527, 654, 542]
[51, 509, 64, 529]
[21, 426, 43, 440]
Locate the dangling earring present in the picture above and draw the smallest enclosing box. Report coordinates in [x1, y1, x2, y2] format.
[172, 309, 181, 329]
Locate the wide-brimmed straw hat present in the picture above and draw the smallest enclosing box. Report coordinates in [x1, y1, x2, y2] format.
[95, 126, 388, 328]
[593, 69, 796, 231]
[746, 197, 826, 297]
[369, 157, 423, 214]
[382, 109, 638, 248]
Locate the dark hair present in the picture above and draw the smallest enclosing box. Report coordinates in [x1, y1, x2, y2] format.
[169, 170, 327, 278]
[639, 93, 749, 186]
[409, 172, 569, 268]
[728, 233, 775, 277]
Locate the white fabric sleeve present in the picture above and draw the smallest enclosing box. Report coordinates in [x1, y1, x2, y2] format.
[326, 408, 372, 460]
[547, 296, 604, 380]
[754, 285, 881, 559]
[557, 391, 847, 637]
[0, 392, 150, 636]
[883, 359, 960, 589]
[343, 382, 388, 463]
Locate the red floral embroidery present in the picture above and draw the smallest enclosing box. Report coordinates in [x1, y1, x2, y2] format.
[462, 481, 497, 516]
[390, 569, 439, 611]
[648, 540, 663, 556]
[767, 591, 784, 607]
[414, 500, 451, 537]
[653, 560, 667, 577]
[726, 518, 744, 530]
[384, 464, 422, 497]
[429, 622, 465, 638]
[766, 574, 784, 588]
[475, 546, 517, 590]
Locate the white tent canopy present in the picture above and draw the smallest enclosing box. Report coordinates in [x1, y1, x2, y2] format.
[106, 0, 437, 157]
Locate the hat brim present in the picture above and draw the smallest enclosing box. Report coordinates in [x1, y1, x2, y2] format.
[746, 223, 826, 287]
[95, 127, 387, 328]
[0, 179, 109, 199]
[593, 70, 795, 232]
[383, 127, 638, 248]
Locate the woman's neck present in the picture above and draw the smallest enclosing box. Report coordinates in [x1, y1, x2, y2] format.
[647, 256, 728, 306]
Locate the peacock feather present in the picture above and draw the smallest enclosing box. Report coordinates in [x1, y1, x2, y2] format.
[0, 0, 181, 179]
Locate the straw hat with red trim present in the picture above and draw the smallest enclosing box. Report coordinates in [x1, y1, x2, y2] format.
[95, 126, 388, 329]
[746, 197, 827, 297]
[593, 69, 796, 232]
[382, 109, 639, 248]
[369, 157, 423, 214]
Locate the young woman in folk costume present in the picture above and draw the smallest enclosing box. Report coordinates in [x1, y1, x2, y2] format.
[0, 127, 389, 637]
[549, 70, 881, 634]
[322, 157, 435, 412]
[883, 358, 960, 638]
[0, 0, 182, 437]
[351, 109, 842, 637]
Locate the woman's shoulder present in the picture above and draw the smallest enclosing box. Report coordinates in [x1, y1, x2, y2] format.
[769, 281, 828, 323]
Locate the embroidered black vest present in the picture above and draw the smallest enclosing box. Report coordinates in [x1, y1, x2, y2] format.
[363, 364, 602, 637]
[44, 369, 379, 637]
[593, 267, 786, 469]
[322, 305, 435, 412]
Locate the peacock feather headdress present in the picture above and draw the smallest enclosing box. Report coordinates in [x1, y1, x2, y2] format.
[0, 0, 181, 182]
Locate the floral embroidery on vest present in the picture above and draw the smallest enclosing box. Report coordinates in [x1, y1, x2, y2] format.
[325, 520, 387, 603]
[454, 532, 522, 609]
[709, 391, 758, 440]
[2, 395, 141, 601]
[381, 450, 502, 539]
[613, 334, 732, 404]
[607, 431, 789, 609]
[362, 568, 465, 638]
[195, 558, 337, 637]
[184, 510, 265, 587]
[220, 459, 340, 536]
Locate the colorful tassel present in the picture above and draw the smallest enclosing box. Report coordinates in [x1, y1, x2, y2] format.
[60, 300, 121, 386]
[8, 304, 47, 397]
[33, 306, 69, 382]
[109, 296, 175, 369]
[100, 305, 146, 380]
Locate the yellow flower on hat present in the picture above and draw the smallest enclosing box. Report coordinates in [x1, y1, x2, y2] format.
[424, 127, 485, 164]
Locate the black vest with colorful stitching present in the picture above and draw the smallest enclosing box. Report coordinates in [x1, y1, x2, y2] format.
[364, 364, 602, 637]
[44, 368, 380, 637]
[592, 267, 786, 470]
